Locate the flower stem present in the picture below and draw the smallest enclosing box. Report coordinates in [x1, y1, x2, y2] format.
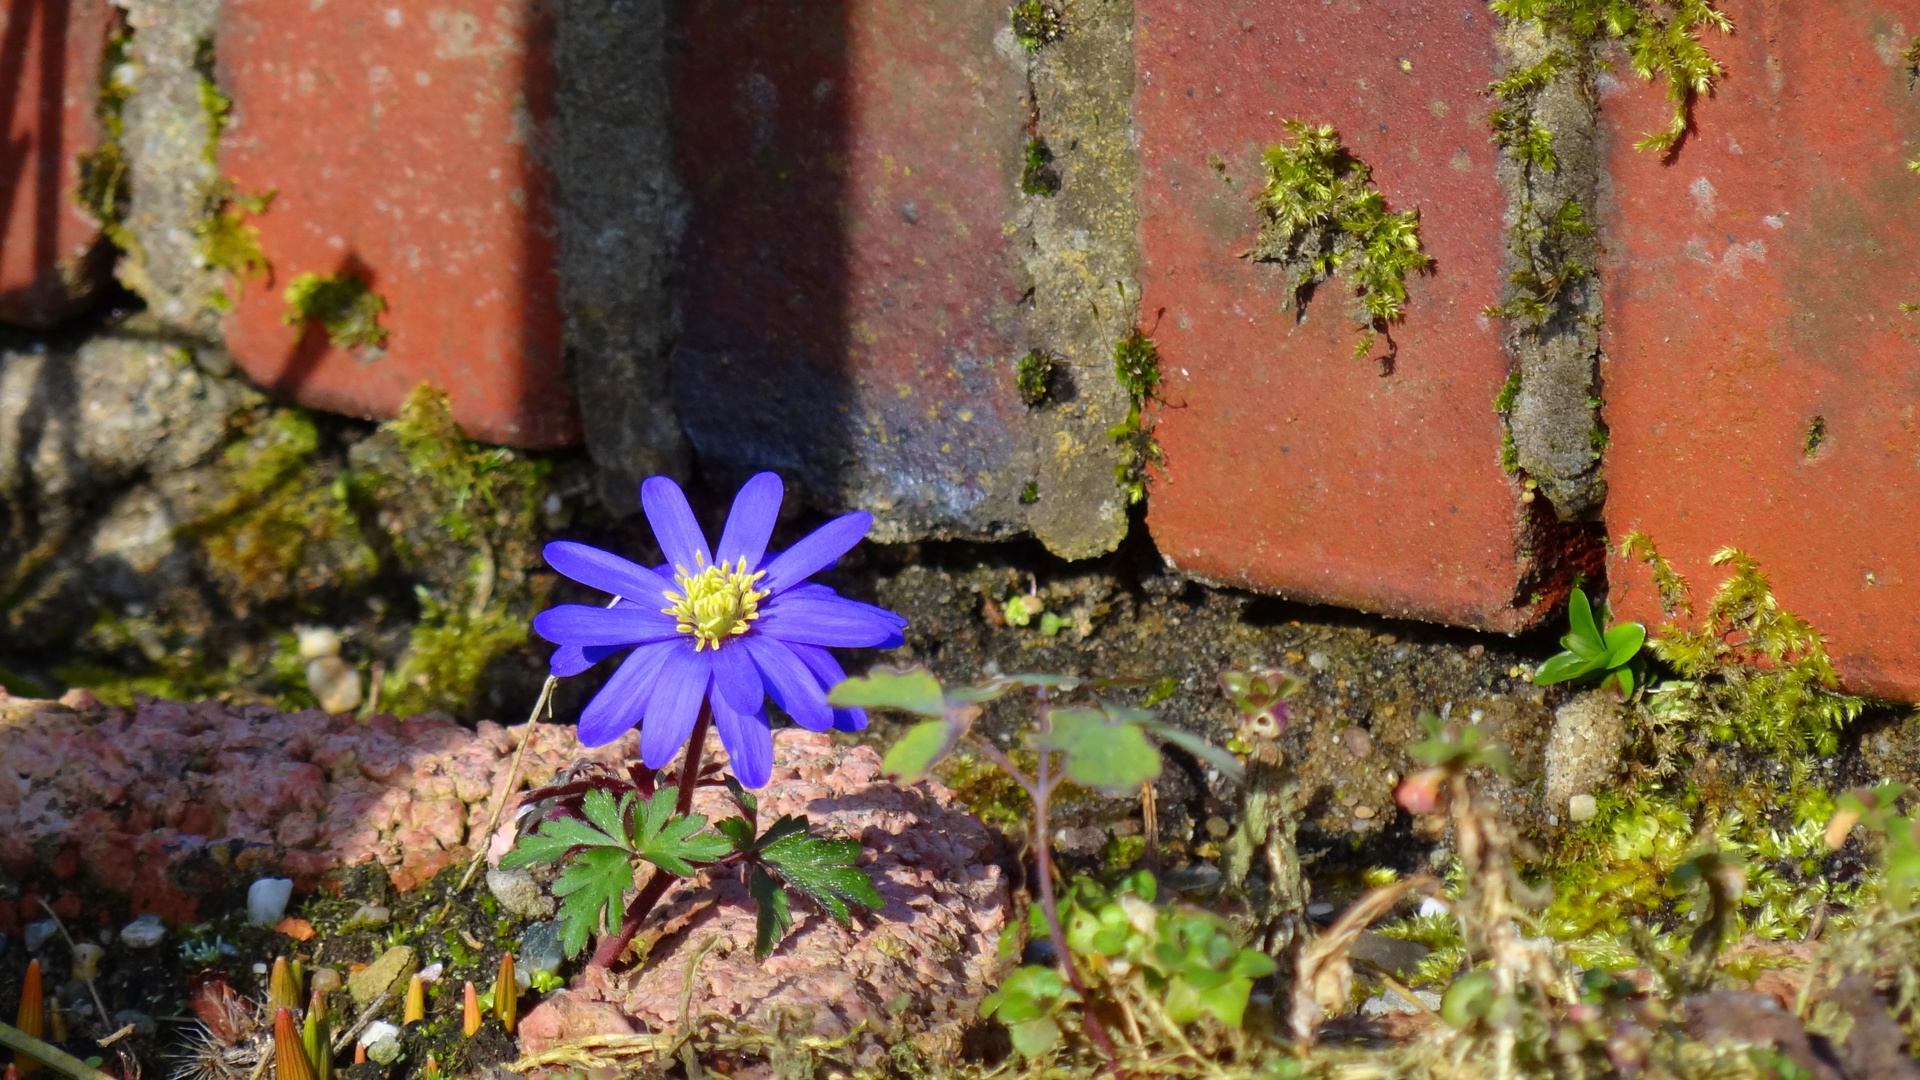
[592, 706, 714, 969]
[1031, 717, 1124, 1078]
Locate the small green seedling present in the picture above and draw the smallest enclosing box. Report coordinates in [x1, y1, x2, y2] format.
[1532, 587, 1645, 695]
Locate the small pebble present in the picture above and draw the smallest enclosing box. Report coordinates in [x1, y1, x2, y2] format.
[306, 656, 363, 715]
[297, 626, 343, 660]
[1204, 816, 1231, 840]
[487, 868, 555, 919]
[247, 878, 294, 927]
[1307, 902, 1335, 919]
[311, 968, 344, 996]
[358, 1021, 400, 1049]
[347, 904, 391, 929]
[72, 943, 103, 981]
[1568, 793, 1599, 822]
[417, 961, 444, 985]
[253, 962, 269, 976]
[1354, 805, 1376, 820]
[1307, 652, 1330, 671]
[119, 914, 166, 949]
[518, 921, 564, 977]
[25, 920, 57, 952]
[1418, 897, 1451, 917]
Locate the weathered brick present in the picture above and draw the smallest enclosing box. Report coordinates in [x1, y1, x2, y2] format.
[1137, 0, 1580, 630]
[0, 0, 112, 327]
[668, 0, 1133, 552]
[1599, 0, 1920, 698]
[215, 0, 580, 448]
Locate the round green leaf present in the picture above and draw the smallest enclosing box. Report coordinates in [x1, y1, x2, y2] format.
[828, 667, 947, 716]
[881, 719, 961, 783]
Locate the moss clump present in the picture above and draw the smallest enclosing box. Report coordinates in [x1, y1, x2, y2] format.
[1009, 0, 1062, 51]
[1492, 0, 1730, 154]
[385, 590, 529, 719]
[75, 27, 135, 253]
[181, 408, 376, 608]
[1015, 350, 1055, 406]
[1020, 138, 1060, 196]
[1804, 415, 1828, 457]
[284, 272, 391, 348]
[1248, 121, 1432, 363]
[1109, 330, 1163, 506]
[1493, 370, 1523, 414]
[197, 185, 274, 300]
[1020, 481, 1040, 504]
[1640, 545, 1865, 759]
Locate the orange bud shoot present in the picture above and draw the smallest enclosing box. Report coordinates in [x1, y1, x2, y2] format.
[402, 974, 425, 1025]
[14, 960, 42, 1078]
[462, 982, 481, 1038]
[269, 956, 302, 1012]
[492, 953, 517, 1035]
[274, 1008, 317, 1080]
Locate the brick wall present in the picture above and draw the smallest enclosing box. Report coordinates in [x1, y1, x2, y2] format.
[6, 0, 1919, 694]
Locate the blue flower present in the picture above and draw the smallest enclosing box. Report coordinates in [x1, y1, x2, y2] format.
[532, 473, 906, 786]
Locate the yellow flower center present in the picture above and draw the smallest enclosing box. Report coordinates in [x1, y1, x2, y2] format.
[662, 554, 770, 651]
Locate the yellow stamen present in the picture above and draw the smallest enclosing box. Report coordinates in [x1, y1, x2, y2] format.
[662, 553, 770, 650]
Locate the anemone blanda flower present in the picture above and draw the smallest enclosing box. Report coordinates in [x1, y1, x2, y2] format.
[532, 473, 906, 787]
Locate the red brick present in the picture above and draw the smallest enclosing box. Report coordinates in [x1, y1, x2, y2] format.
[669, 0, 1030, 528]
[216, 0, 580, 448]
[1600, 0, 1920, 698]
[1137, 0, 1558, 630]
[0, 0, 111, 326]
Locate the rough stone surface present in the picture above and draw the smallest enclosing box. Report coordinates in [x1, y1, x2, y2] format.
[215, 0, 581, 448]
[1542, 689, 1626, 814]
[522, 733, 1008, 1072]
[346, 945, 417, 1009]
[552, 0, 688, 514]
[1014, 0, 1138, 558]
[1494, 21, 1607, 519]
[669, 0, 1129, 553]
[0, 692, 639, 931]
[485, 867, 553, 919]
[116, 0, 226, 333]
[1135, 0, 1596, 632]
[0, 0, 114, 327]
[0, 330, 254, 649]
[1598, 0, 1920, 698]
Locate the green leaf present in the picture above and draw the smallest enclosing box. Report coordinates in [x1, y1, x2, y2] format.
[882, 719, 962, 783]
[1533, 650, 1600, 686]
[749, 866, 792, 960]
[760, 819, 884, 922]
[1037, 706, 1162, 793]
[1604, 621, 1647, 668]
[752, 814, 810, 851]
[551, 846, 635, 959]
[1568, 587, 1601, 648]
[1198, 976, 1257, 1028]
[1143, 719, 1246, 785]
[724, 775, 758, 821]
[827, 667, 947, 716]
[630, 788, 732, 875]
[1007, 1018, 1061, 1058]
[715, 816, 756, 851]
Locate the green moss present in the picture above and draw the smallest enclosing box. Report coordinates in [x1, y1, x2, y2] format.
[1015, 350, 1055, 406]
[1804, 415, 1827, 457]
[388, 384, 547, 545]
[1020, 481, 1040, 504]
[1485, 198, 1593, 328]
[1010, 0, 1062, 51]
[1020, 138, 1060, 196]
[384, 591, 528, 719]
[1112, 329, 1160, 399]
[1248, 122, 1432, 362]
[197, 185, 275, 295]
[1487, 50, 1570, 171]
[180, 409, 376, 604]
[1500, 430, 1520, 474]
[1492, 0, 1731, 154]
[1588, 424, 1610, 455]
[1108, 330, 1163, 506]
[1641, 545, 1866, 758]
[75, 27, 135, 253]
[1493, 370, 1523, 414]
[284, 272, 391, 348]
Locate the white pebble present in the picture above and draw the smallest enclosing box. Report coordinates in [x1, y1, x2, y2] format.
[297, 626, 343, 659]
[119, 915, 166, 949]
[307, 655, 363, 714]
[24, 920, 57, 951]
[247, 878, 294, 927]
[417, 962, 444, 985]
[1417, 897, 1451, 918]
[1568, 794, 1599, 822]
[1307, 652, 1330, 671]
[358, 1021, 401, 1049]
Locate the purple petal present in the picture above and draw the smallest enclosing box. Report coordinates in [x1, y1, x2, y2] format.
[742, 636, 832, 731]
[549, 643, 623, 678]
[533, 605, 682, 648]
[640, 645, 711, 769]
[713, 700, 774, 788]
[758, 594, 907, 648]
[708, 642, 765, 717]
[715, 473, 783, 571]
[578, 640, 679, 746]
[641, 476, 713, 573]
[787, 644, 866, 732]
[543, 541, 674, 603]
[761, 511, 872, 593]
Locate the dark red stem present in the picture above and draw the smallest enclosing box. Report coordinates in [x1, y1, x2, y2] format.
[591, 708, 713, 969]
